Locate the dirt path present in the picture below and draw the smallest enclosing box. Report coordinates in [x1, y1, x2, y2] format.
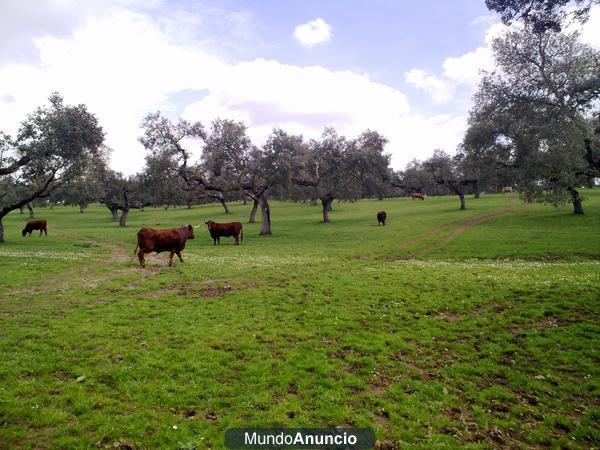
[4, 230, 161, 298]
[391, 197, 519, 260]
[356, 199, 519, 262]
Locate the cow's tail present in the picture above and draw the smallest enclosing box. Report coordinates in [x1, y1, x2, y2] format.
[129, 243, 139, 264]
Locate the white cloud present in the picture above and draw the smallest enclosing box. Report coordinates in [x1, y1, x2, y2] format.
[404, 22, 507, 104]
[576, 5, 600, 47]
[405, 6, 599, 107]
[441, 45, 494, 87]
[405, 69, 455, 104]
[0, 6, 466, 174]
[293, 18, 332, 48]
[469, 14, 498, 28]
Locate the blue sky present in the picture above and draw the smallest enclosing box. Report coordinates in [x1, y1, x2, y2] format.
[236, 0, 490, 71]
[0, 0, 598, 173]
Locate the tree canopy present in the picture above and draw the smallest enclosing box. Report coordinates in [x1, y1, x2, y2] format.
[464, 27, 600, 214]
[485, 0, 599, 31]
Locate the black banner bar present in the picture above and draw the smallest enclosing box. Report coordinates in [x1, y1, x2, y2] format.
[225, 428, 375, 449]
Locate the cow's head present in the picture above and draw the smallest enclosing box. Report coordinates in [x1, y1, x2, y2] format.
[186, 224, 195, 239]
[21, 228, 27, 237]
[205, 220, 215, 230]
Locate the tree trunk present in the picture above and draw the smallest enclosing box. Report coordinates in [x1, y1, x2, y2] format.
[570, 188, 584, 215]
[258, 196, 271, 235]
[249, 199, 259, 223]
[79, 203, 85, 213]
[321, 197, 333, 222]
[584, 138, 596, 189]
[219, 197, 230, 214]
[459, 193, 466, 210]
[27, 204, 34, 219]
[112, 207, 119, 221]
[119, 209, 129, 227]
[187, 198, 192, 209]
[19, 206, 24, 214]
[0, 217, 4, 243]
[473, 183, 480, 198]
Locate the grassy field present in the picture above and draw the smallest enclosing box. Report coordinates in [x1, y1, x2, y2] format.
[0, 192, 599, 449]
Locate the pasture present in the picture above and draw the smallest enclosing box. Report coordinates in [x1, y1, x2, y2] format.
[0, 193, 599, 449]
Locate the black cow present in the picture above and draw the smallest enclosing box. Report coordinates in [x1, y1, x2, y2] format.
[22, 220, 48, 237]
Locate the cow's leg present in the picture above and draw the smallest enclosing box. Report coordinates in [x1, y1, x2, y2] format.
[213, 238, 217, 245]
[169, 250, 175, 266]
[176, 250, 184, 263]
[235, 235, 239, 245]
[138, 250, 146, 268]
[44, 228, 47, 236]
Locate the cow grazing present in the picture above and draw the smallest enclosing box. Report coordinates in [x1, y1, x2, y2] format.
[22, 220, 47, 237]
[502, 186, 513, 193]
[411, 192, 425, 200]
[377, 211, 387, 226]
[132, 225, 195, 268]
[205, 220, 243, 245]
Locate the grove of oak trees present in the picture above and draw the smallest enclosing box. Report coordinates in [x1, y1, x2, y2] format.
[1, 3, 598, 241]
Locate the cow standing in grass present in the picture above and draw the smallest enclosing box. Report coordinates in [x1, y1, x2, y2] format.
[22, 220, 47, 237]
[132, 225, 195, 268]
[377, 211, 387, 226]
[411, 192, 425, 200]
[205, 220, 243, 245]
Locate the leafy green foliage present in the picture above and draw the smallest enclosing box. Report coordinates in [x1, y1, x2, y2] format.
[0, 93, 104, 241]
[465, 27, 600, 214]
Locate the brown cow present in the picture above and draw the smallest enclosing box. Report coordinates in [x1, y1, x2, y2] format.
[132, 225, 195, 268]
[22, 220, 47, 237]
[205, 220, 243, 245]
[377, 211, 387, 226]
[411, 192, 425, 200]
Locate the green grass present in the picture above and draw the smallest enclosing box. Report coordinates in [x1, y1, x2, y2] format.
[0, 192, 599, 449]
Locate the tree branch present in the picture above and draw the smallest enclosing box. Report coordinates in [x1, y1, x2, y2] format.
[0, 154, 32, 176]
[291, 177, 318, 188]
[1, 170, 59, 217]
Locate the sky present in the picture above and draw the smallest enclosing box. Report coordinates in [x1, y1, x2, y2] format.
[0, 0, 598, 174]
